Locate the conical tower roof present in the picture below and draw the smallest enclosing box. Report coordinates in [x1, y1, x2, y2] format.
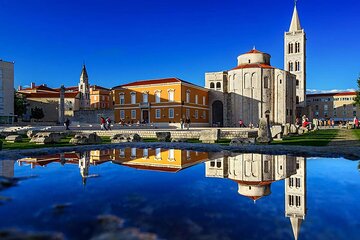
[289, 5, 302, 32]
[290, 217, 303, 240]
[80, 64, 88, 80]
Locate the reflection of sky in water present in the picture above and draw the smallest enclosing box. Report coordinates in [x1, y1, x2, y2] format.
[0, 149, 359, 240]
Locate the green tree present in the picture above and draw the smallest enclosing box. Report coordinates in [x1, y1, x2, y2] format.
[31, 107, 44, 120]
[14, 92, 27, 117]
[355, 75, 360, 106]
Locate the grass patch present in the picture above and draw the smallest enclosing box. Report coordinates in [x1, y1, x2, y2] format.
[271, 129, 339, 146]
[1, 136, 111, 150]
[353, 129, 360, 141]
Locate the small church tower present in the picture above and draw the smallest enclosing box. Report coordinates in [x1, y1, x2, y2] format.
[78, 64, 90, 109]
[285, 157, 307, 240]
[284, 1, 306, 115]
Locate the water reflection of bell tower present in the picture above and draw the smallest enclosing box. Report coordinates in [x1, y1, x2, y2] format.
[79, 152, 90, 185]
[285, 157, 307, 240]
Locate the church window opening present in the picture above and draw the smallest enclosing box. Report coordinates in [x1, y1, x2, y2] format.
[289, 195, 294, 206]
[264, 77, 269, 89]
[248, 59, 251, 63]
[288, 61, 294, 71]
[295, 196, 301, 207]
[210, 82, 215, 88]
[216, 82, 221, 90]
[295, 42, 300, 53]
[295, 61, 300, 71]
[296, 80, 299, 87]
[296, 178, 301, 188]
[210, 161, 215, 167]
[288, 43, 294, 54]
[289, 178, 294, 187]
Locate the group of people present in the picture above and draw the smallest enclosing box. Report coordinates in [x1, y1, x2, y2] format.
[180, 117, 191, 130]
[100, 117, 112, 130]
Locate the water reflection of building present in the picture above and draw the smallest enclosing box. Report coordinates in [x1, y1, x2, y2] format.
[205, 152, 307, 240]
[285, 157, 306, 240]
[0, 160, 15, 178]
[112, 148, 208, 172]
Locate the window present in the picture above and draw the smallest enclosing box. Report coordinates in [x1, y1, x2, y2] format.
[289, 195, 294, 206]
[296, 61, 300, 71]
[202, 96, 206, 105]
[143, 148, 148, 158]
[289, 178, 294, 187]
[119, 94, 125, 105]
[195, 95, 198, 104]
[210, 82, 215, 88]
[288, 43, 294, 54]
[202, 110, 206, 119]
[186, 90, 190, 103]
[296, 80, 299, 87]
[296, 178, 301, 188]
[119, 149, 125, 158]
[143, 93, 148, 103]
[186, 108, 190, 118]
[210, 161, 215, 167]
[94, 96, 97, 101]
[168, 149, 175, 161]
[120, 110, 125, 119]
[295, 196, 301, 207]
[216, 82, 221, 89]
[131, 148, 136, 158]
[131, 110, 136, 119]
[194, 110, 198, 119]
[216, 161, 221, 168]
[168, 90, 174, 102]
[295, 42, 300, 53]
[102, 96, 105, 101]
[288, 61, 294, 71]
[131, 92, 136, 104]
[169, 108, 174, 118]
[152, 91, 159, 103]
[264, 77, 269, 89]
[155, 148, 161, 159]
[155, 109, 161, 119]
[186, 150, 191, 160]
[296, 96, 300, 104]
[324, 104, 328, 111]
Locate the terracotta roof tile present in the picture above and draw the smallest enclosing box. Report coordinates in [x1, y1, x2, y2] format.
[231, 63, 273, 70]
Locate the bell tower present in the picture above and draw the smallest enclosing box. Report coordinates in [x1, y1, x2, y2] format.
[79, 64, 90, 109]
[284, 1, 306, 115]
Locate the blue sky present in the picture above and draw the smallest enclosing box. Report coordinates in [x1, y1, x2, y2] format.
[0, 0, 359, 91]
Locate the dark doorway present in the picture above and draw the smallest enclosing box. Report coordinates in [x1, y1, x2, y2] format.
[212, 101, 224, 127]
[142, 110, 149, 123]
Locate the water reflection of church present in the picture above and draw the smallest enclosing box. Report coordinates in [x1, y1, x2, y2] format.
[206, 153, 306, 240]
[16, 149, 306, 240]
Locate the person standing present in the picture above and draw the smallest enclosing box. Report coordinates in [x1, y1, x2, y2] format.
[354, 117, 359, 129]
[180, 118, 184, 130]
[64, 118, 70, 130]
[186, 117, 191, 130]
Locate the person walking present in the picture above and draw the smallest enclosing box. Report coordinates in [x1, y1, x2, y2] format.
[186, 117, 191, 130]
[354, 117, 359, 129]
[100, 117, 107, 130]
[106, 117, 112, 130]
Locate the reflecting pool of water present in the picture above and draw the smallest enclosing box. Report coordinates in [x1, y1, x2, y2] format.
[0, 147, 359, 239]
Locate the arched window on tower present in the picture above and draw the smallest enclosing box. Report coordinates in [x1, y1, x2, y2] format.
[295, 42, 300, 53]
[210, 82, 215, 89]
[216, 82, 221, 90]
[288, 61, 294, 71]
[295, 61, 300, 71]
[288, 43, 294, 54]
[264, 76, 269, 89]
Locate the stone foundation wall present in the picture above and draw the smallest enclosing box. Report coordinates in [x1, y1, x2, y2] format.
[72, 110, 114, 124]
[74, 129, 258, 140]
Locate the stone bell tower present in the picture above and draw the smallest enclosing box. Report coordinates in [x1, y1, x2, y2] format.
[284, 1, 306, 115]
[78, 64, 90, 109]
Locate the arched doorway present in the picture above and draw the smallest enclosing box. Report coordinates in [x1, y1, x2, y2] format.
[212, 101, 224, 127]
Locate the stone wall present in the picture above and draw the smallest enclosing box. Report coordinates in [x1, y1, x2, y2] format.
[74, 128, 258, 140]
[72, 109, 114, 124]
